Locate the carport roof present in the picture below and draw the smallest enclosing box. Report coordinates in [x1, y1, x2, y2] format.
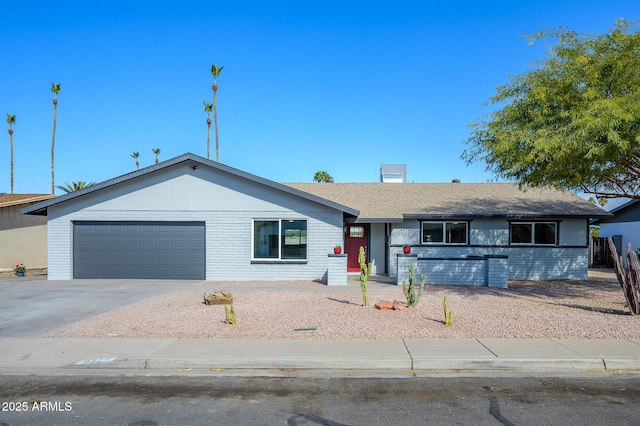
[20, 153, 360, 217]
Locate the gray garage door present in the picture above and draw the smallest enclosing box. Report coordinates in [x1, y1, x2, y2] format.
[73, 221, 205, 279]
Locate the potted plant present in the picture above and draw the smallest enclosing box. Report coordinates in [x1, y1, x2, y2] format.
[334, 245, 342, 255]
[403, 245, 411, 254]
[14, 263, 26, 277]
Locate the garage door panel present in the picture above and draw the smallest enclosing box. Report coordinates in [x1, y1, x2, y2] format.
[90, 237, 109, 249]
[108, 252, 124, 262]
[109, 237, 124, 248]
[75, 237, 93, 249]
[73, 221, 205, 279]
[139, 252, 157, 262]
[174, 238, 191, 249]
[108, 266, 124, 276]
[124, 237, 139, 248]
[173, 252, 190, 263]
[109, 224, 126, 232]
[92, 266, 108, 276]
[157, 239, 173, 249]
[92, 253, 109, 263]
[140, 238, 158, 249]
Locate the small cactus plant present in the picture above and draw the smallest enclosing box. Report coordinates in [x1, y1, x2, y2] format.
[402, 263, 425, 307]
[443, 296, 453, 326]
[225, 304, 237, 325]
[358, 246, 370, 307]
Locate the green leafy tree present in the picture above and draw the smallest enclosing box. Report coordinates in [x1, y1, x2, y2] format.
[50, 82, 61, 194]
[152, 148, 161, 164]
[6, 114, 15, 194]
[588, 196, 608, 208]
[131, 151, 140, 170]
[56, 181, 96, 193]
[211, 64, 223, 162]
[313, 170, 334, 183]
[463, 20, 640, 200]
[203, 101, 213, 159]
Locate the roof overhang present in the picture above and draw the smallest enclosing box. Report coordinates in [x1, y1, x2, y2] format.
[404, 212, 613, 221]
[20, 153, 360, 217]
[0, 194, 55, 209]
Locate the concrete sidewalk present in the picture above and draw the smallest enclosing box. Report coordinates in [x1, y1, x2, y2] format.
[2, 337, 640, 377]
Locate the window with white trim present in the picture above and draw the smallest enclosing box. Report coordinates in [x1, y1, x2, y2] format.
[510, 222, 557, 245]
[421, 221, 468, 244]
[253, 219, 308, 260]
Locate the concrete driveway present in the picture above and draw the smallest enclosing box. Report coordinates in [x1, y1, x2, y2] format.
[0, 274, 200, 337]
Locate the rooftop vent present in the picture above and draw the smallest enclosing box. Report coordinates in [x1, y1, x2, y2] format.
[380, 164, 406, 183]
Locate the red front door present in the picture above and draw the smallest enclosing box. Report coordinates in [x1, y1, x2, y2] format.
[345, 224, 368, 272]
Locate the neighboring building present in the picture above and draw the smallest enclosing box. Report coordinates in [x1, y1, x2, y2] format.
[596, 199, 640, 255]
[0, 193, 54, 272]
[22, 153, 610, 282]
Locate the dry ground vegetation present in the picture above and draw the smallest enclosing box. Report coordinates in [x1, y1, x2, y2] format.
[44, 270, 639, 340]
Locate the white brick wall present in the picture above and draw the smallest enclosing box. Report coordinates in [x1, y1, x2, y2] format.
[47, 205, 343, 281]
[327, 254, 348, 286]
[389, 218, 590, 281]
[396, 255, 509, 287]
[390, 245, 588, 280]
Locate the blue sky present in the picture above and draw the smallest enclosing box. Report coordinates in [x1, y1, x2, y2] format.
[2, 1, 639, 195]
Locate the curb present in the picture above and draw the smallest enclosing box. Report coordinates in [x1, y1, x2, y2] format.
[413, 358, 606, 372]
[64, 356, 635, 374]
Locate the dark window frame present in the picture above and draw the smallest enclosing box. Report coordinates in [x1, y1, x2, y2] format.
[420, 221, 469, 245]
[252, 219, 308, 261]
[509, 221, 558, 246]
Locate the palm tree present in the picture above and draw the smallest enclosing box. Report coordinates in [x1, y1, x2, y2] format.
[210, 64, 223, 162]
[56, 181, 96, 193]
[152, 148, 161, 164]
[50, 82, 61, 194]
[313, 170, 334, 183]
[131, 151, 140, 170]
[203, 101, 213, 159]
[6, 114, 15, 194]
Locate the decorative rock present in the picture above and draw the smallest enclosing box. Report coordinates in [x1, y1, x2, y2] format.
[375, 300, 406, 311]
[374, 300, 394, 310]
[203, 290, 233, 305]
[392, 300, 406, 311]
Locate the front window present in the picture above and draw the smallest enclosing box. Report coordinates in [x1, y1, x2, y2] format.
[510, 222, 556, 245]
[421, 221, 467, 244]
[253, 219, 307, 260]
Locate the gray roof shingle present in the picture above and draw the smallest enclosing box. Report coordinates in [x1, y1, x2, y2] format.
[284, 182, 611, 222]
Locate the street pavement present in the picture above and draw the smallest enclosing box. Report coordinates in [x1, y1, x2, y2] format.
[2, 274, 640, 377]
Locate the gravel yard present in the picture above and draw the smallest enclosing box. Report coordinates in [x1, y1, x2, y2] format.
[43, 270, 640, 340]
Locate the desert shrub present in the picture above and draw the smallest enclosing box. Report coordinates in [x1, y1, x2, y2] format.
[225, 304, 237, 325]
[358, 246, 370, 307]
[401, 263, 425, 308]
[443, 296, 452, 326]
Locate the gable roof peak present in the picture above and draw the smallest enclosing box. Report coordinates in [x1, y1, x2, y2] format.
[20, 152, 358, 217]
